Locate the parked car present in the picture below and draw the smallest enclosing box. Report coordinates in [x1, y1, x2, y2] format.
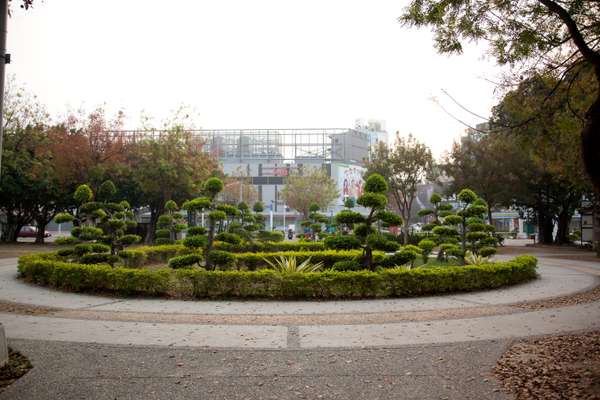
[18, 226, 51, 238]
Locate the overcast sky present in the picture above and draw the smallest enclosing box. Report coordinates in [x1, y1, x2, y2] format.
[8, 0, 505, 157]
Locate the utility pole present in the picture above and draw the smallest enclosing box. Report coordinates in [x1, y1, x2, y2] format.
[0, 0, 8, 175]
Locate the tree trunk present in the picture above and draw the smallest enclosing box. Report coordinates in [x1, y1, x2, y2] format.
[34, 222, 46, 244]
[582, 68, 600, 256]
[365, 245, 374, 271]
[402, 217, 410, 245]
[205, 219, 215, 270]
[555, 210, 571, 245]
[145, 207, 160, 244]
[537, 210, 554, 244]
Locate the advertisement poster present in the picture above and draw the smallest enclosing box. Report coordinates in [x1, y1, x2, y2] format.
[334, 163, 365, 205]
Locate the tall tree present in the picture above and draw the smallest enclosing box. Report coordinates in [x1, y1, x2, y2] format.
[280, 167, 339, 218]
[443, 129, 530, 224]
[129, 128, 218, 242]
[365, 133, 434, 244]
[401, 0, 600, 196]
[402, 1, 600, 250]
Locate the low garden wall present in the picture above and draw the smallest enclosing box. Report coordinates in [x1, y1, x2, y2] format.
[17, 251, 538, 300]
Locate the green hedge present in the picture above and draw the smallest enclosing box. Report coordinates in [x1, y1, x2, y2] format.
[18, 254, 170, 295]
[233, 250, 384, 270]
[18, 253, 537, 299]
[213, 241, 325, 253]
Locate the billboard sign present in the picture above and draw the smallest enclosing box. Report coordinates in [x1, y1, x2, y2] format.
[333, 163, 365, 206]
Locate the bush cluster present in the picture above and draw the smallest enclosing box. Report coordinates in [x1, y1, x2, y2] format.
[18, 253, 537, 299]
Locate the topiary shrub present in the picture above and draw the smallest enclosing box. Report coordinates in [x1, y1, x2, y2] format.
[418, 239, 436, 264]
[207, 250, 236, 269]
[257, 230, 285, 243]
[381, 250, 418, 268]
[324, 235, 362, 250]
[367, 234, 401, 252]
[118, 249, 148, 268]
[80, 253, 119, 266]
[168, 254, 202, 269]
[187, 226, 207, 236]
[53, 181, 141, 255]
[479, 247, 497, 258]
[331, 260, 363, 271]
[215, 232, 242, 245]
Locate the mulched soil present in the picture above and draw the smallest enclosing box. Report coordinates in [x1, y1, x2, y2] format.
[495, 331, 600, 400]
[516, 284, 600, 310]
[0, 348, 32, 392]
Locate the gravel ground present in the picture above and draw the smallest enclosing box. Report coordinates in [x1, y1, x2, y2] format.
[495, 331, 600, 399]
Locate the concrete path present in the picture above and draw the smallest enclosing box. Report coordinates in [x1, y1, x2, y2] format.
[1, 338, 512, 400]
[0, 257, 597, 315]
[0, 255, 599, 349]
[0, 249, 598, 399]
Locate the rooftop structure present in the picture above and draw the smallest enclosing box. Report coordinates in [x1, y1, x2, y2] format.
[107, 128, 371, 164]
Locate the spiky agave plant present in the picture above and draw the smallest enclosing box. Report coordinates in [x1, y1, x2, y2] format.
[464, 250, 490, 265]
[263, 255, 323, 273]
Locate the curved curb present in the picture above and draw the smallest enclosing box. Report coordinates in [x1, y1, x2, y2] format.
[1, 255, 599, 349]
[1, 257, 597, 316]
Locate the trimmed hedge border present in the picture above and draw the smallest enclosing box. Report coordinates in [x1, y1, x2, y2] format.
[17, 253, 538, 299]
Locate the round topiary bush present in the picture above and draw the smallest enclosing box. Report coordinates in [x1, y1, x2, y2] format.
[168, 254, 202, 269]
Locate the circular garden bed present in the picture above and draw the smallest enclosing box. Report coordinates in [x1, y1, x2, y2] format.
[17, 243, 538, 300]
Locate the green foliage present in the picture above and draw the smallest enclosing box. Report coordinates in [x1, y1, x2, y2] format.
[97, 180, 117, 202]
[72, 226, 104, 241]
[73, 243, 110, 256]
[376, 210, 403, 227]
[206, 250, 236, 269]
[263, 255, 324, 273]
[74, 184, 93, 205]
[215, 241, 325, 253]
[55, 236, 79, 245]
[280, 167, 339, 218]
[257, 230, 284, 243]
[479, 247, 497, 258]
[464, 251, 489, 266]
[432, 225, 458, 236]
[168, 254, 202, 269]
[381, 250, 418, 268]
[118, 250, 148, 268]
[334, 210, 365, 226]
[418, 239, 436, 263]
[215, 232, 242, 245]
[56, 248, 75, 257]
[80, 253, 119, 266]
[331, 260, 363, 271]
[356, 192, 387, 209]
[183, 235, 208, 249]
[234, 250, 384, 271]
[18, 253, 538, 299]
[208, 210, 226, 222]
[204, 177, 224, 197]
[324, 235, 362, 250]
[54, 213, 74, 224]
[59, 181, 140, 254]
[187, 226, 207, 236]
[457, 189, 478, 204]
[367, 234, 400, 252]
[253, 202, 264, 213]
[363, 173, 388, 193]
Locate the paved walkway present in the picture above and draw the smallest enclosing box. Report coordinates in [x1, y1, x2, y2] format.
[0, 254, 598, 349]
[0, 249, 598, 400]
